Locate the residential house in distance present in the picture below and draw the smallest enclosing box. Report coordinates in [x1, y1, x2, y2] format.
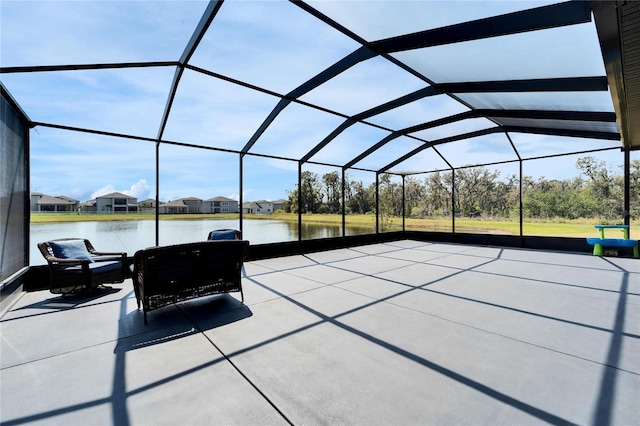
[159, 200, 187, 214]
[204, 196, 238, 214]
[83, 199, 96, 212]
[242, 201, 261, 214]
[179, 197, 203, 213]
[86, 192, 138, 213]
[138, 198, 156, 213]
[242, 200, 285, 215]
[159, 197, 202, 214]
[271, 199, 287, 212]
[30, 193, 79, 212]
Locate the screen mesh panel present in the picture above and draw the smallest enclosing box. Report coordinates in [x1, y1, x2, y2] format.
[1, 91, 28, 281]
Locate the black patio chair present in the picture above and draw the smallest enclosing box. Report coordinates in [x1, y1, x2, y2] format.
[38, 238, 127, 295]
[207, 229, 241, 240]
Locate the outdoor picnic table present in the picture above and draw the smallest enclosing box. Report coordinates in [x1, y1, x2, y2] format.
[593, 224, 630, 239]
[588, 225, 639, 258]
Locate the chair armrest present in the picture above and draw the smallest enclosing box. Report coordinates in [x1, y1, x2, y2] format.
[47, 257, 90, 266]
[46, 257, 92, 276]
[92, 250, 126, 256]
[92, 252, 128, 280]
[91, 254, 126, 262]
[91, 251, 127, 263]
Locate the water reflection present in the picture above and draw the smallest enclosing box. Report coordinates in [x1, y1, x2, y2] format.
[30, 219, 375, 265]
[299, 222, 372, 240]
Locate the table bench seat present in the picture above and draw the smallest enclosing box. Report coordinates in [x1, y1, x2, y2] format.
[586, 237, 639, 258]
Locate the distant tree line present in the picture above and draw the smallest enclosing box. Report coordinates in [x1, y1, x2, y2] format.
[285, 157, 640, 220]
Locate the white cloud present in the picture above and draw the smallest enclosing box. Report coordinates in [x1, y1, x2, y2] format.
[89, 179, 150, 201]
[224, 193, 243, 202]
[124, 179, 151, 200]
[90, 184, 117, 200]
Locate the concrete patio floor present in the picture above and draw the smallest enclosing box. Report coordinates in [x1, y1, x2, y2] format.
[1, 240, 639, 425]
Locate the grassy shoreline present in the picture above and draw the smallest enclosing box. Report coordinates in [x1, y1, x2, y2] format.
[30, 212, 640, 238]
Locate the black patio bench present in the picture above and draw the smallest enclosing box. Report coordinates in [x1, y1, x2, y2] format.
[132, 239, 249, 324]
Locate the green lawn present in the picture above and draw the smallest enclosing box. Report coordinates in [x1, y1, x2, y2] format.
[30, 212, 639, 239]
[276, 213, 640, 238]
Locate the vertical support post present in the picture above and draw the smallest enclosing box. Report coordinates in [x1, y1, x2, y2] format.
[298, 162, 302, 241]
[519, 159, 524, 239]
[25, 121, 31, 268]
[375, 172, 380, 233]
[239, 154, 244, 237]
[624, 149, 630, 228]
[505, 132, 523, 242]
[402, 175, 406, 231]
[451, 169, 456, 234]
[341, 168, 346, 237]
[155, 141, 160, 247]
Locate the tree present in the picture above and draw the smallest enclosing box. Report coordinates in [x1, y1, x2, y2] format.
[451, 167, 507, 217]
[404, 177, 426, 218]
[379, 174, 403, 216]
[378, 174, 402, 230]
[346, 179, 373, 214]
[286, 171, 324, 214]
[576, 156, 623, 218]
[285, 156, 634, 221]
[630, 159, 640, 219]
[416, 171, 451, 217]
[322, 171, 341, 214]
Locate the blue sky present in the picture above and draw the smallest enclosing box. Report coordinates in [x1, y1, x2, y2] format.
[1, 0, 630, 203]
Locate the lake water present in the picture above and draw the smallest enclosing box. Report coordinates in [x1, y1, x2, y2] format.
[30, 219, 373, 265]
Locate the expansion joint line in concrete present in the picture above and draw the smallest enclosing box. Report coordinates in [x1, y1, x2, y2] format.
[178, 305, 294, 425]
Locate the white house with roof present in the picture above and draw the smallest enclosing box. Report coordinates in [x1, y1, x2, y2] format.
[93, 192, 138, 213]
[204, 196, 238, 213]
[242, 200, 280, 214]
[30, 193, 79, 212]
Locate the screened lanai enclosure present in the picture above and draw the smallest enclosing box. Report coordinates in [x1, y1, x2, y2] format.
[1, 0, 640, 282]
